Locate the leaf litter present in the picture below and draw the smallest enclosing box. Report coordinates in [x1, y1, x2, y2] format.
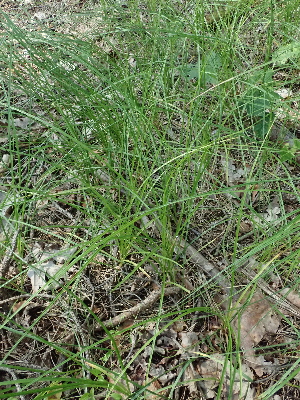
[233, 289, 281, 377]
[27, 243, 77, 292]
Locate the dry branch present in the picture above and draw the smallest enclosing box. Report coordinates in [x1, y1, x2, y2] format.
[95, 286, 181, 331]
[0, 229, 19, 278]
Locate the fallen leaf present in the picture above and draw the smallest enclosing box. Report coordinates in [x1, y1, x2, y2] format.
[280, 288, 300, 308]
[27, 244, 77, 292]
[149, 365, 165, 379]
[178, 331, 199, 359]
[275, 88, 292, 99]
[233, 290, 281, 376]
[12, 300, 30, 313]
[220, 155, 247, 185]
[13, 116, 33, 129]
[144, 380, 169, 400]
[240, 220, 252, 233]
[181, 363, 201, 398]
[33, 12, 47, 21]
[198, 354, 255, 400]
[254, 197, 281, 227]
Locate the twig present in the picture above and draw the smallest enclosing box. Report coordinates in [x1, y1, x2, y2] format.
[0, 229, 19, 278]
[0, 293, 55, 306]
[174, 237, 231, 295]
[94, 286, 181, 331]
[0, 367, 25, 400]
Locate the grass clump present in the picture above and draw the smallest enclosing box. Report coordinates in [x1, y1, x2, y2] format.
[0, 0, 300, 399]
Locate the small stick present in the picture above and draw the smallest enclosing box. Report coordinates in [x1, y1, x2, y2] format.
[0, 293, 55, 306]
[174, 236, 231, 295]
[0, 229, 19, 278]
[94, 286, 181, 331]
[0, 367, 25, 400]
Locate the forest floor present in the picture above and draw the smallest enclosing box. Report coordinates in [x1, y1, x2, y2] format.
[0, 1, 300, 399]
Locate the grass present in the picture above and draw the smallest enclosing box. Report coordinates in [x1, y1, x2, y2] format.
[0, 0, 300, 398]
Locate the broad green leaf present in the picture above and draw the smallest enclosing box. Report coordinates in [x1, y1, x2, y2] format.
[253, 113, 275, 139]
[241, 88, 280, 116]
[272, 41, 300, 65]
[181, 50, 222, 86]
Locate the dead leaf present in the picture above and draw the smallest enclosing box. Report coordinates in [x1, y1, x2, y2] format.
[240, 220, 252, 233]
[144, 380, 169, 400]
[27, 244, 77, 292]
[254, 197, 281, 227]
[57, 60, 76, 72]
[181, 363, 202, 398]
[149, 365, 165, 379]
[128, 56, 137, 68]
[220, 154, 247, 185]
[199, 354, 255, 400]
[233, 290, 280, 376]
[13, 116, 33, 129]
[34, 11, 47, 20]
[251, 184, 260, 202]
[281, 288, 300, 308]
[12, 300, 31, 313]
[178, 331, 199, 359]
[172, 320, 186, 333]
[198, 354, 255, 400]
[0, 154, 10, 173]
[275, 88, 292, 99]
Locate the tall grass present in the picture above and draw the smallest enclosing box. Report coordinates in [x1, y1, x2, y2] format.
[0, 0, 299, 398]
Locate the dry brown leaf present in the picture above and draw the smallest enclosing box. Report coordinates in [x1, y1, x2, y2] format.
[239, 220, 252, 233]
[181, 363, 201, 398]
[198, 354, 255, 400]
[144, 380, 169, 400]
[220, 154, 247, 185]
[172, 320, 186, 333]
[281, 287, 300, 308]
[12, 300, 30, 313]
[233, 290, 280, 376]
[178, 331, 199, 359]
